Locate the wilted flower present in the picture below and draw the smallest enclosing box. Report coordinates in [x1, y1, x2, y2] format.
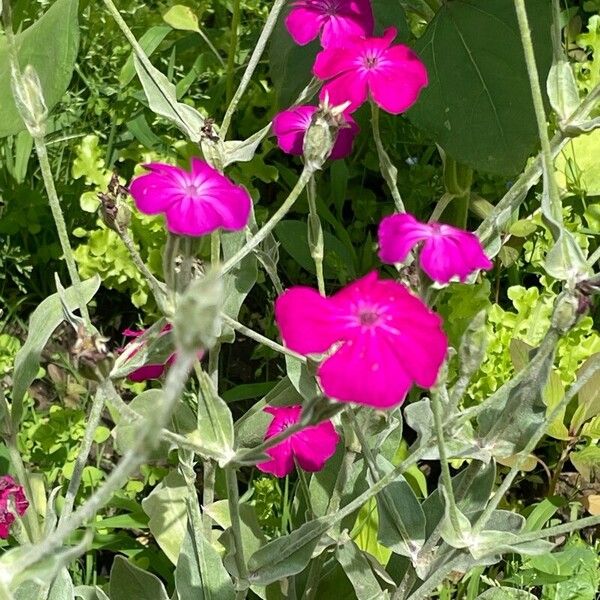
[285, 0, 374, 48]
[275, 272, 447, 409]
[378, 213, 493, 283]
[257, 406, 339, 477]
[129, 159, 251, 237]
[313, 27, 428, 114]
[272, 105, 359, 159]
[0, 476, 29, 539]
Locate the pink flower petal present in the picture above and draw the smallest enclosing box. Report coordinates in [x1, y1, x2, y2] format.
[313, 45, 360, 80]
[320, 4, 374, 48]
[291, 421, 339, 471]
[128, 363, 167, 382]
[272, 106, 317, 155]
[330, 113, 360, 159]
[258, 439, 295, 477]
[129, 171, 183, 214]
[378, 213, 432, 264]
[285, 6, 323, 45]
[318, 334, 414, 408]
[320, 69, 369, 112]
[275, 287, 348, 355]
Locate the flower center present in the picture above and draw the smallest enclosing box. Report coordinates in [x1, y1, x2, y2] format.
[320, 0, 339, 15]
[363, 52, 380, 70]
[183, 182, 202, 197]
[358, 309, 380, 327]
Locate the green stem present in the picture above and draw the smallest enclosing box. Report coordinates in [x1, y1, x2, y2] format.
[202, 460, 216, 541]
[225, 0, 241, 106]
[221, 166, 313, 275]
[514, 0, 563, 225]
[220, 313, 306, 362]
[221, 0, 287, 138]
[307, 176, 325, 296]
[59, 383, 108, 525]
[225, 467, 249, 595]
[371, 103, 405, 212]
[431, 390, 461, 535]
[232, 422, 307, 466]
[511, 514, 600, 544]
[209, 231, 221, 389]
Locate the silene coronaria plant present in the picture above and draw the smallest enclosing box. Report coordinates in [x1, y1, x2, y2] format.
[1, 0, 600, 598]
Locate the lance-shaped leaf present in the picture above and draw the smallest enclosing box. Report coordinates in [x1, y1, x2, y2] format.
[476, 588, 537, 600]
[223, 124, 272, 167]
[134, 54, 205, 143]
[74, 586, 111, 600]
[109, 556, 169, 600]
[175, 500, 235, 600]
[196, 371, 235, 465]
[336, 535, 386, 600]
[0, 0, 80, 138]
[12, 276, 100, 425]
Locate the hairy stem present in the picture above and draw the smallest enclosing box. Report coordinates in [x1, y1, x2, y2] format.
[307, 176, 326, 295]
[225, 0, 242, 105]
[225, 467, 249, 595]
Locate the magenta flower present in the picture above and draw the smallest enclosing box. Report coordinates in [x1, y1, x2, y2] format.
[378, 213, 493, 284]
[257, 406, 339, 477]
[0, 476, 29, 539]
[272, 105, 359, 159]
[313, 27, 428, 114]
[285, 0, 374, 48]
[129, 159, 252, 237]
[275, 272, 447, 409]
[121, 327, 175, 382]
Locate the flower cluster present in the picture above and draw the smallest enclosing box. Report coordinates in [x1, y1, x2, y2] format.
[0, 476, 29, 539]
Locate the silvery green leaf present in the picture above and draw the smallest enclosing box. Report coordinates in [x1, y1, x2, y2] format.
[368, 456, 426, 560]
[285, 356, 319, 402]
[48, 568, 75, 600]
[335, 535, 386, 600]
[12, 276, 100, 425]
[142, 470, 188, 565]
[547, 60, 579, 122]
[247, 518, 330, 586]
[403, 399, 434, 448]
[222, 124, 271, 167]
[457, 309, 488, 383]
[174, 501, 235, 600]
[109, 556, 169, 600]
[74, 586, 110, 600]
[196, 371, 235, 465]
[174, 271, 223, 352]
[476, 588, 537, 600]
[439, 490, 474, 550]
[133, 54, 205, 143]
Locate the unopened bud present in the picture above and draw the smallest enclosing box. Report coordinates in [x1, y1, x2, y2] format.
[11, 65, 47, 137]
[551, 291, 579, 333]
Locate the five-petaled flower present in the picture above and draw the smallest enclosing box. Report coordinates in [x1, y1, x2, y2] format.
[272, 105, 359, 159]
[275, 272, 447, 409]
[257, 405, 339, 477]
[0, 475, 29, 539]
[313, 27, 428, 114]
[285, 0, 374, 48]
[129, 159, 252, 237]
[378, 213, 493, 284]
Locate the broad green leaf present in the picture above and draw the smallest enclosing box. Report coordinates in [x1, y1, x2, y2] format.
[555, 128, 600, 195]
[285, 355, 320, 402]
[572, 354, 600, 432]
[142, 471, 188, 564]
[336, 536, 386, 600]
[48, 569, 75, 600]
[163, 5, 200, 32]
[175, 503, 235, 600]
[223, 124, 272, 167]
[408, 0, 553, 175]
[547, 60, 580, 122]
[119, 25, 171, 86]
[371, 0, 410, 38]
[351, 498, 393, 567]
[524, 496, 566, 532]
[0, 0, 80, 137]
[269, 9, 319, 108]
[134, 54, 205, 142]
[109, 556, 169, 600]
[12, 276, 100, 425]
[247, 517, 329, 586]
[220, 225, 258, 343]
[571, 445, 600, 481]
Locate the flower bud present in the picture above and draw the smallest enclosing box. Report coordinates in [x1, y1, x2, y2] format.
[551, 291, 579, 333]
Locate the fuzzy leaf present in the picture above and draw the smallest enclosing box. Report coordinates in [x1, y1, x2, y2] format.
[109, 556, 169, 600]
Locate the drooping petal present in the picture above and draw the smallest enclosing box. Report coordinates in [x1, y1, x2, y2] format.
[128, 363, 167, 382]
[291, 421, 339, 471]
[275, 287, 348, 354]
[285, 6, 323, 45]
[164, 198, 224, 237]
[317, 333, 414, 408]
[329, 113, 360, 159]
[368, 47, 428, 114]
[319, 69, 369, 112]
[378, 213, 432, 264]
[272, 106, 317, 155]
